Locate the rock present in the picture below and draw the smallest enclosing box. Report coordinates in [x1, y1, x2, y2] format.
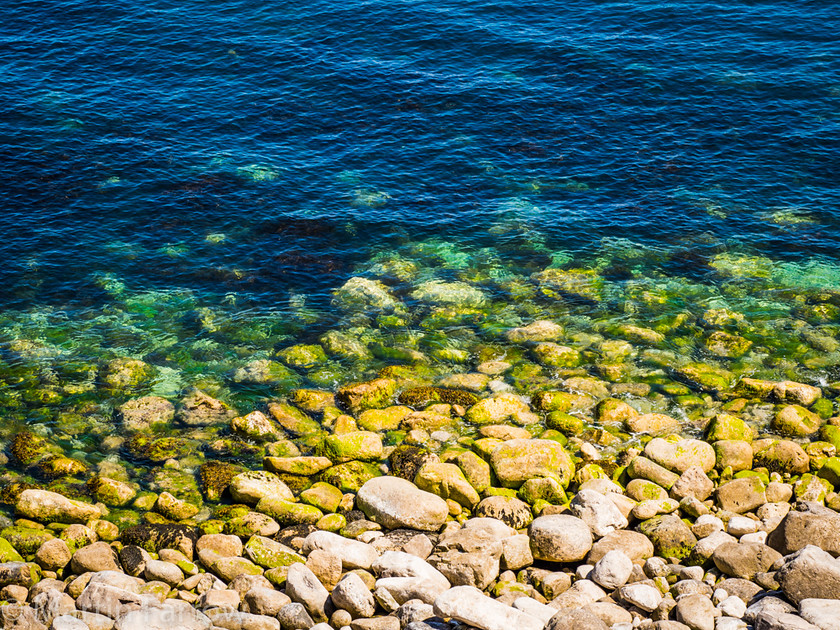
[16, 489, 100, 524]
[627, 456, 680, 489]
[35, 538, 72, 572]
[207, 611, 280, 630]
[587, 529, 655, 564]
[714, 440, 755, 472]
[767, 506, 840, 556]
[774, 381, 822, 407]
[670, 467, 714, 501]
[118, 396, 175, 431]
[176, 389, 236, 426]
[277, 603, 315, 630]
[752, 439, 810, 475]
[619, 583, 662, 612]
[229, 471, 294, 504]
[427, 526, 501, 590]
[254, 497, 323, 527]
[76, 582, 145, 619]
[744, 596, 796, 624]
[645, 438, 715, 474]
[490, 439, 574, 489]
[706, 414, 754, 442]
[337, 379, 397, 414]
[333, 277, 399, 312]
[71, 543, 120, 574]
[302, 531, 378, 571]
[318, 432, 383, 463]
[242, 587, 290, 616]
[0, 604, 47, 630]
[625, 413, 680, 435]
[545, 609, 609, 630]
[474, 496, 533, 529]
[200, 589, 241, 610]
[507, 320, 564, 343]
[155, 492, 199, 521]
[569, 489, 629, 538]
[433, 585, 543, 630]
[467, 393, 539, 426]
[211, 556, 263, 582]
[356, 477, 448, 532]
[716, 477, 766, 513]
[674, 594, 716, 630]
[143, 559, 183, 586]
[712, 543, 782, 580]
[799, 599, 840, 630]
[777, 545, 840, 604]
[414, 462, 480, 509]
[591, 549, 634, 590]
[285, 563, 330, 622]
[232, 411, 280, 441]
[638, 515, 697, 561]
[331, 573, 376, 618]
[114, 604, 213, 629]
[529, 515, 593, 563]
[374, 551, 450, 605]
[266, 403, 321, 437]
[773, 406, 823, 437]
[754, 612, 820, 630]
[548, 579, 606, 609]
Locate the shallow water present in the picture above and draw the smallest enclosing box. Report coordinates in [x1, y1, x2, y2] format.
[1, 0, 839, 513]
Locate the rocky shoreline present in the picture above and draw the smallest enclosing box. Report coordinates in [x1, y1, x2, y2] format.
[1, 349, 840, 630]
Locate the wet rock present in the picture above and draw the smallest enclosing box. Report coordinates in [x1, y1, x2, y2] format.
[506, 320, 563, 343]
[232, 411, 280, 441]
[121, 523, 198, 559]
[176, 389, 236, 427]
[337, 379, 397, 414]
[773, 405, 823, 437]
[773, 381, 822, 407]
[266, 402, 321, 437]
[467, 393, 539, 426]
[318, 431, 383, 463]
[16, 489, 100, 524]
[118, 396, 175, 431]
[356, 477, 448, 531]
[490, 439, 574, 489]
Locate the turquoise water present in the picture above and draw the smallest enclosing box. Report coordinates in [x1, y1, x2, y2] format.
[0, 0, 839, 510]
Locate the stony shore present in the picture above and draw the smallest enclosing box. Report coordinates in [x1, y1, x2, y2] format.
[1, 345, 840, 630]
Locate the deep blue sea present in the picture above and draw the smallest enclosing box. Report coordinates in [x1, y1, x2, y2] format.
[0, 0, 839, 466]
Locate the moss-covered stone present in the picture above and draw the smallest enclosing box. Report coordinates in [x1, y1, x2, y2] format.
[198, 461, 241, 502]
[671, 363, 733, 394]
[266, 402, 321, 437]
[316, 513, 346, 533]
[772, 405, 823, 437]
[638, 514, 697, 561]
[396, 387, 479, 409]
[244, 534, 305, 569]
[319, 461, 382, 493]
[357, 406, 411, 432]
[101, 357, 155, 392]
[595, 399, 638, 425]
[148, 469, 202, 506]
[531, 343, 582, 368]
[704, 331, 753, 358]
[1, 526, 54, 556]
[8, 431, 49, 467]
[317, 431, 383, 463]
[518, 476, 567, 506]
[705, 413, 753, 442]
[231, 359, 299, 387]
[811, 397, 835, 420]
[532, 268, 604, 303]
[387, 445, 436, 481]
[414, 462, 480, 509]
[276, 344, 328, 369]
[254, 496, 323, 526]
[531, 391, 594, 413]
[87, 476, 137, 507]
[545, 412, 585, 436]
[752, 439, 810, 475]
[0, 537, 23, 563]
[336, 378, 398, 414]
[299, 482, 343, 513]
[125, 436, 193, 464]
[490, 439, 574, 489]
[34, 456, 87, 481]
[466, 392, 539, 426]
[289, 389, 335, 414]
[733, 378, 776, 400]
[454, 450, 491, 494]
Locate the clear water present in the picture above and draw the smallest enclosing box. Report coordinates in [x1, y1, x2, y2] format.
[1, 0, 839, 505]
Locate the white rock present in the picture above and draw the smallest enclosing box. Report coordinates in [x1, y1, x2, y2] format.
[433, 586, 544, 630]
[285, 563, 329, 623]
[330, 573, 375, 619]
[799, 598, 840, 630]
[512, 597, 558, 623]
[591, 549, 634, 590]
[718, 595, 747, 618]
[569, 489, 628, 538]
[716, 618, 748, 630]
[302, 531, 379, 570]
[575, 565, 594, 580]
[114, 603, 213, 630]
[51, 617, 90, 630]
[619, 583, 662, 612]
[740, 531, 768, 545]
[548, 579, 606, 610]
[728, 516, 758, 537]
[529, 514, 593, 563]
[373, 551, 450, 605]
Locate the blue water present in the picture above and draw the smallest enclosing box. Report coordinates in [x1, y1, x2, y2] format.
[3, 0, 838, 308]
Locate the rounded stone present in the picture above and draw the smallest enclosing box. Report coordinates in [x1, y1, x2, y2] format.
[356, 477, 448, 532]
[529, 514, 593, 563]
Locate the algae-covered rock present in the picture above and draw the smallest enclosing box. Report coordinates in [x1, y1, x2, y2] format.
[319, 330, 372, 361]
[289, 389, 335, 414]
[506, 320, 563, 343]
[266, 402, 321, 436]
[317, 431, 383, 463]
[87, 476, 137, 507]
[733, 378, 776, 400]
[299, 482, 343, 513]
[531, 343, 582, 368]
[388, 445, 437, 481]
[772, 405, 823, 437]
[466, 392, 539, 426]
[148, 469, 202, 505]
[455, 450, 491, 494]
[333, 277, 400, 312]
[231, 359, 299, 387]
[705, 414, 753, 442]
[254, 496, 323, 526]
[358, 406, 411, 432]
[125, 435, 193, 463]
[277, 344, 328, 369]
[1, 527, 54, 556]
[518, 476, 567, 506]
[545, 411, 585, 435]
[231, 410, 280, 441]
[410, 280, 487, 307]
[198, 461, 240, 501]
[671, 363, 733, 394]
[532, 268, 604, 303]
[704, 331, 753, 358]
[414, 462, 480, 509]
[596, 399, 639, 425]
[229, 471, 294, 504]
[8, 431, 49, 467]
[396, 386, 478, 409]
[118, 395, 175, 431]
[638, 515, 697, 561]
[773, 381, 822, 407]
[34, 455, 87, 480]
[531, 390, 595, 413]
[336, 378, 397, 414]
[155, 491, 200, 521]
[616, 324, 664, 346]
[245, 535, 305, 569]
[264, 456, 333, 476]
[319, 461, 382, 493]
[490, 439, 574, 489]
[176, 388, 236, 427]
[101, 357, 155, 392]
[752, 439, 810, 474]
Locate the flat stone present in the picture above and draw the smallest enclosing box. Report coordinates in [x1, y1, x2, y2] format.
[777, 545, 840, 605]
[799, 598, 840, 630]
[356, 477, 448, 532]
[16, 489, 101, 524]
[433, 585, 544, 630]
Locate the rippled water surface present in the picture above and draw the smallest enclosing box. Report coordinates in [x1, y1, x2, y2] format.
[0, 0, 839, 509]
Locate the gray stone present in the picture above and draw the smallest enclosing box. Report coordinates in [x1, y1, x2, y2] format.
[356, 477, 448, 532]
[302, 530, 378, 570]
[754, 612, 820, 630]
[285, 563, 330, 623]
[777, 545, 840, 605]
[276, 603, 314, 630]
[590, 549, 633, 590]
[767, 507, 840, 556]
[799, 599, 840, 630]
[529, 515, 593, 563]
[0, 605, 46, 630]
[331, 573, 376, 619]
[569, 489, 629, 538]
